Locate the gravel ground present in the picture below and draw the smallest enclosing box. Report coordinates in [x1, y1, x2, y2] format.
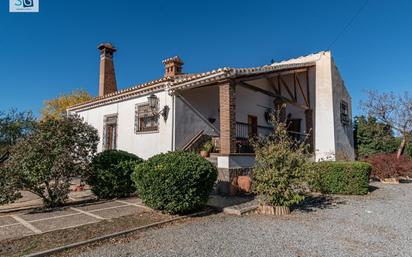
[76, 182, 412, 257]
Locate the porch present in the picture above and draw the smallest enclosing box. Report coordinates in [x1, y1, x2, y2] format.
[171, 64, 314, 195]
[174, 65, 314, 156]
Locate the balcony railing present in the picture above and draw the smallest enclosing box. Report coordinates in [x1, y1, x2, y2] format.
[235, 122, 309, 141]
[235, 122, 273, 140]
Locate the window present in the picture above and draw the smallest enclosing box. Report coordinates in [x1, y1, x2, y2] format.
[135, 103, 159, 133]
[103, 114, 117, 150]
[340, 100, 350, 126]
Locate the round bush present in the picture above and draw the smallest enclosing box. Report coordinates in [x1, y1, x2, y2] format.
[87, 150, 143, 199]
[132, 151, 217, 214]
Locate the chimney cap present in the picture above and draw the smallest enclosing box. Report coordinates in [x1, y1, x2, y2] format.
[98, 42, 116, 52]
[162, 56, 183, 65]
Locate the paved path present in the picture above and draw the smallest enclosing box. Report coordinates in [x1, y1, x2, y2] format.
[0, 197, 149, 240]
[77, 182, 412, 257]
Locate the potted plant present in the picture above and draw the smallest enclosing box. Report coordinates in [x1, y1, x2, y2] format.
[200, 141, 214, 158]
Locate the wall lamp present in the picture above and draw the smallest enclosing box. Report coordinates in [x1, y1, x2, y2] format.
[147, 94, 169, 121]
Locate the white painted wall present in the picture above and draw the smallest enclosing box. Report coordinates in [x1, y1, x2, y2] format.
[331, 59, 355, 160]
[313, 52, 337, 160]
[217, 155, 256, 169]
[174, 92, 219, 150]
[72, 89, 173, 160]
[235, 85, 273, 129]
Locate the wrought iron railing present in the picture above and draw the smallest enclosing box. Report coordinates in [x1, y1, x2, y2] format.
[233, 122, 310, 153]
[235, 122, 273, 139]
[288, 131, 310, 143]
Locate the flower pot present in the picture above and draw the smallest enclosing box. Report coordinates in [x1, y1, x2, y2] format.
[237, 176, 252, 193]
[200, 150, 209, 158]
[258, 205, 290, 215]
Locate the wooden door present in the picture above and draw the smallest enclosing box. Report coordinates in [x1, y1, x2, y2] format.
[248, 115, 258, 138]
[106, 125, 115, 150]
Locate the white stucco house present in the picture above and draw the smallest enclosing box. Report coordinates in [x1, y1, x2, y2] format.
[68, 43, 354, 194]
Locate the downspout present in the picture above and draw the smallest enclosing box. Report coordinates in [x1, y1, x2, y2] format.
[171, 93, 176, 151]
[166, 83, 176, 151]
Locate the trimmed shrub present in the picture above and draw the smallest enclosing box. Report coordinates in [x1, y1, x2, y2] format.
[132, 151, 217, 214]
[365, 153, 412, 179]
[87, 150, 143, 199]
[308, 161, 371, 195]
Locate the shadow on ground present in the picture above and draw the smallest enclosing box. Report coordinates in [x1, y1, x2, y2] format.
[368, 185, 379, 192]
[292, 195, 347, 212]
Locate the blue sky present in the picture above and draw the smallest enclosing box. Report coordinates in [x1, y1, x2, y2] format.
[1, 0, 411, 116]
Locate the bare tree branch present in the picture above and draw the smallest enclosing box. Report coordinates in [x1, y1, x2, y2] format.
[360, 90, 412, 158]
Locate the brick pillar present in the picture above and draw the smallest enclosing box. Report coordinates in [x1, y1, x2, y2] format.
[98, 43, 117, 96]
[305, 109, 314, 152]
[219, 82, 236, 155]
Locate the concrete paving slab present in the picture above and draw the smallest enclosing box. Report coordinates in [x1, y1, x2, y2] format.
[0, 224, 34, 240]
[0, 216, 18, 226]
[77, 201, 125, 212]
[92, 205, 146, 219]
[19, 208, 79, 222]
[0, 197, 151, 241]
[31, 214, 99, 233]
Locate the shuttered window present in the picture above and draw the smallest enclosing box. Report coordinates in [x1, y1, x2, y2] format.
[103, 114, 118, 150]
[340, 100, 350, 126]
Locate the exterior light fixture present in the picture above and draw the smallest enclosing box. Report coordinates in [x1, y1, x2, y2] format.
[147, 94, 158, 109]
[147, 94, 169, 121]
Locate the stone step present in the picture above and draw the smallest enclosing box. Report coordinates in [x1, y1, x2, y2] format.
[223, 199, 258, 216]
[207, 195, 257, 216]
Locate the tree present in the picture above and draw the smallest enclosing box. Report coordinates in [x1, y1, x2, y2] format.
[5, 115, 99, 207]
[0, 167, 21, 205]
[0, 109, 36, 164]
[41, 90, 92, 120]
[361, 91, 412, 159]
[406, 136, 412, 158]
[251, 107, 309, 211]
[353, 115, 399, 159]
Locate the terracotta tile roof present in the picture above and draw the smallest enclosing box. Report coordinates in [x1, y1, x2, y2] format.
[168, 61, 315, 91]
[68, 54, 319, 112]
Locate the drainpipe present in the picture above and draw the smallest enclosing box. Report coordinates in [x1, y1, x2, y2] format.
[166, 84, 176, 151]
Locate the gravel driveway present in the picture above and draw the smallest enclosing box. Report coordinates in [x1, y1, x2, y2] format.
[76, 182, 412, 257]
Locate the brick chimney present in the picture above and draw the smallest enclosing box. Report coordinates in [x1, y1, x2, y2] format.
[98, 43, 117, 96]
[162, 56, 184, 77]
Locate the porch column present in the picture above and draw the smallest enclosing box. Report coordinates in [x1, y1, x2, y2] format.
[305, 109, 314, 152]
[219, 81, 236, 155]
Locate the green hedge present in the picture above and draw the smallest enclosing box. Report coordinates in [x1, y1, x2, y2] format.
[87, 150, 143, 199]
[309, 161, 371, 195]
[132, 151, 217, 214]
